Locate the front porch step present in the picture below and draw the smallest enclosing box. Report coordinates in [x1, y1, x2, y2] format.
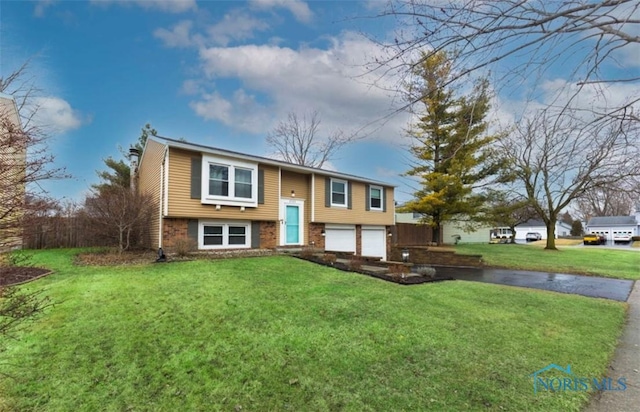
[275, 246, 305, 254]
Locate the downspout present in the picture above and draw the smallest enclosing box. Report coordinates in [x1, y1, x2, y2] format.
[159, 146, 168, 248]
[311, 173, 315, 222]
[278, 167, 282, 245]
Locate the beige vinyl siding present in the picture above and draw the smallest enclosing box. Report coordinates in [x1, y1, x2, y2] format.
[313, 175, 394, 225]
[280, 170, 310, 200]
[137, 139, 165, 248]
[167, 148, 279, 220]
[0, 98, 26, 250]
[280, 170, 312, 244]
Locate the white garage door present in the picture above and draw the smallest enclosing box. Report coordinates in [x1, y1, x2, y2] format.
[325, 225, 356, 253]
[361, 226, 387, 260]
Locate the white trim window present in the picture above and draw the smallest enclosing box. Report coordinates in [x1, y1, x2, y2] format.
[200, 221, 251, 249]
[369, 185, 383, 211]
[331, 178, 347, 207]
[202, 155, 257, 207]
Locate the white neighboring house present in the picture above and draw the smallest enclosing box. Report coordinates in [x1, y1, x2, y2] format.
[585, 216, 638, 242]
[514, 220, 572, 240]
[395, 212, 493, 244]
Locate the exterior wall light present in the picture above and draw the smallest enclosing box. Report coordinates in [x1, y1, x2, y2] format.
[402, 248, 410, 263]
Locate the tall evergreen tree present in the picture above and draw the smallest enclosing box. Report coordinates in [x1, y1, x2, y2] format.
[402, 51, 505, 244]
[92, 123, 156, 192]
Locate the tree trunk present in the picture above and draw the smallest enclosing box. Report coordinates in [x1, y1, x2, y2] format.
[119, 226, 124, 254]
[433, 224, 441, 245]
[545, 221, 557, 250]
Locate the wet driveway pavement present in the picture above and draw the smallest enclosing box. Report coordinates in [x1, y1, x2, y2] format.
[433, 266, 634, 301]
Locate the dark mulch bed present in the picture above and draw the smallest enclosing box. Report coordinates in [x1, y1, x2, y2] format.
[295, 255, 454, 285]
[74, 248, 279, 266]
[0, 266, 51, 287]
[74, 250, 159, 266]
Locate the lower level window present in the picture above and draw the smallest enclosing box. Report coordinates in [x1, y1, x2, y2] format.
[200, 222, 250, 249]
[228, 226, 247, 245]
[203, 226, 223, 245]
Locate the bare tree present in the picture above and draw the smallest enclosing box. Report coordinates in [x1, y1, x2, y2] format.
[266, 110, 355, 168]
[0, 62, 67, 251]
[501, 110, 640, 249]
[372, 0, 639, 127]
[0, 60, 62, 358]
[83, 186, 153, 252]
[574, 182, 639, 221]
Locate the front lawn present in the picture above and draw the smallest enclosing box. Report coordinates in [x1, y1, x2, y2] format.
[456, 243, 640, 280]
[1, 250, 627, 411]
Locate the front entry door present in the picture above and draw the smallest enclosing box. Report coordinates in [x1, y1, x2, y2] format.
[285, 205, 300, 244]
[280, 199, 304, 246]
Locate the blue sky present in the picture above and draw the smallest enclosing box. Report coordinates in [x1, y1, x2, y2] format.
[3, 0, 415, 203]
[3, 1, 638, 205]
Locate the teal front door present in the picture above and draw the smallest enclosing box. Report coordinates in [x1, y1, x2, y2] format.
[285, 205, 300, 244]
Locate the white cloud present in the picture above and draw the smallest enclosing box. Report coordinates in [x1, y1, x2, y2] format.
[34, 0, 56, 17]
[250, 0, 313, 23]
[538, 78, 640, 119]
[154, 20, 194, 48]
[190, 32, 409, 140]
[189, 92, 233, 124]
[90, 0, 196, 13]
[180, 79, 202, 95]
[154, 11, 270, 48]
[34, 97, 85, 133]
[206, 10, 270, 46]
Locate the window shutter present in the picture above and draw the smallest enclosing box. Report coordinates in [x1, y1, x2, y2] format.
[347, 181, 352, 210]
[187, 219, 198, 242]
[190, 157, 202, 199]
[258, 168, 265, 204]
[382, 187, 387, 212]
[251, 221, 261, 248]
[325, 177, 331, 207]
[365, 184, 370, 211]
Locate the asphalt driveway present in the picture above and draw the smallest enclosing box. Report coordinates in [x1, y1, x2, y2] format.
[433, 266, 634, 302]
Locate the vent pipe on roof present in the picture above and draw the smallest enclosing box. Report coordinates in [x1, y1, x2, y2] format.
[129, 147, 140, 191]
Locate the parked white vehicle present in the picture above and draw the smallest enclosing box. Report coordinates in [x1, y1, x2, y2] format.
[490, 227, 513, 243]
[613, 231, 632, 243]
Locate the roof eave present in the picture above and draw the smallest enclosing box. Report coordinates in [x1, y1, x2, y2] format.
[151, 136, 396, 187]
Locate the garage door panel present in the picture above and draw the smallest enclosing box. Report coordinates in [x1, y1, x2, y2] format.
[361, 227, 386, 260]
[325, 227, 356, 252]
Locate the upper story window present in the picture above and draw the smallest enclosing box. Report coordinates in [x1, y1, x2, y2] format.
[209, 165, 229, 196]
[369, 185, 383, 211]
[331, 178, 347, 207]
[202, 155, 257, 207]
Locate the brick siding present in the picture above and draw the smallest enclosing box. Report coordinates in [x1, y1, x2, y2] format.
[259, 221, 277, 249]
[162, 218, 189, 248]
[308, 223, 326, 249]
[390, 246, 483, 267]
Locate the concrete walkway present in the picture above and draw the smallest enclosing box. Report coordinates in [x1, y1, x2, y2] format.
[585, 281, 640, 412]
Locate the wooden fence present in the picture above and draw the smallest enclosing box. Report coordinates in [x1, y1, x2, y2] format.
[391, 223, 435, 246]
[23, 216, 109, 249]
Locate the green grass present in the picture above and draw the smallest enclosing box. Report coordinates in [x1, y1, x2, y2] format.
[456, 243, 640, 280]
[0, 250, 627, 411]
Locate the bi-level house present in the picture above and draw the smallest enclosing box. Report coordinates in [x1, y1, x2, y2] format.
[136, 136, 395, 259]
